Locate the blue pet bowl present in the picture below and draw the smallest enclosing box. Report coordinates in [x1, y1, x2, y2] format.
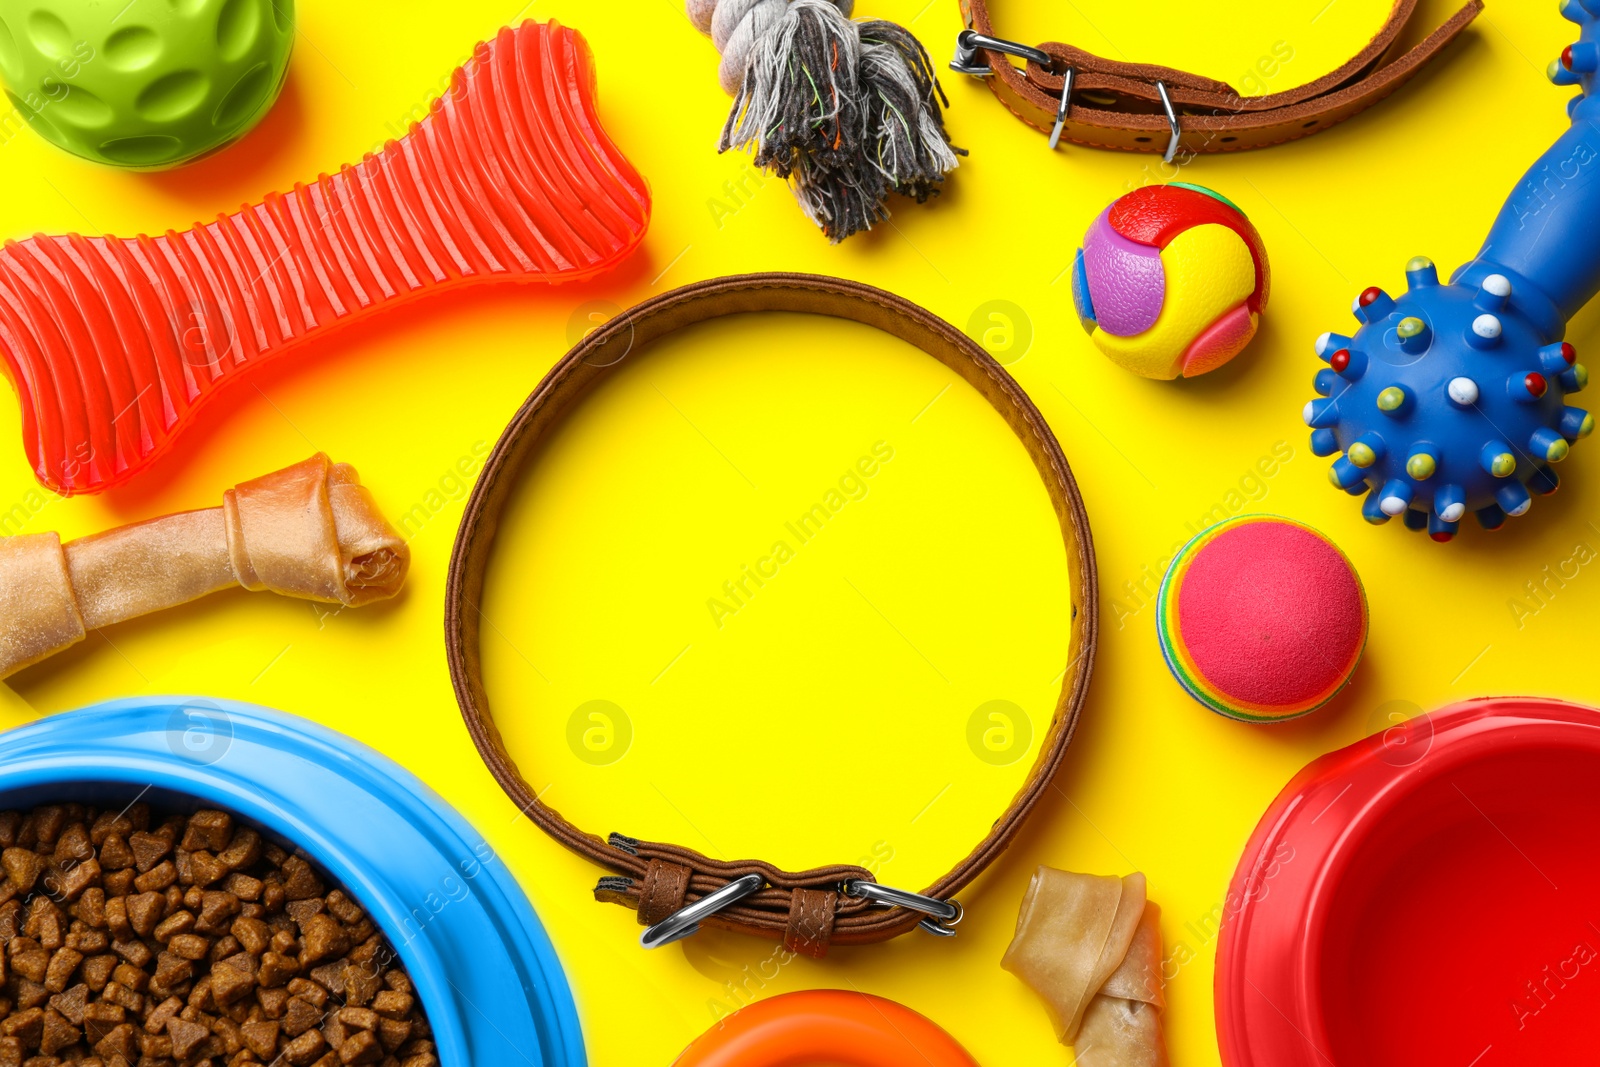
[0, 696, 584, 1067]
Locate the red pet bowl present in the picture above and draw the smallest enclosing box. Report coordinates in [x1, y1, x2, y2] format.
[1217, 697, 1600, 1067]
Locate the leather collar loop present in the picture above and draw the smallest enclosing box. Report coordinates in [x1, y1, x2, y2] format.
[445, 273, 1098, 955]
[956, 0, 1484, 153]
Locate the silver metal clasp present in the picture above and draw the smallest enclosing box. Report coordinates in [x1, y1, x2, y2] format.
[1155, 80, 1182, 163]
[640, 873, 764, 949]
[951, 29, 1052, 76]
[844, 879, 964, 938]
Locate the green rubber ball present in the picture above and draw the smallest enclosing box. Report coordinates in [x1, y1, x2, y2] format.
[0, 0, 294, 168]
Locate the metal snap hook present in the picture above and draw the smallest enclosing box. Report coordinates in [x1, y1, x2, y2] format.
[1049, 67, 1076, 150]
[1156, 80, 1182, 163]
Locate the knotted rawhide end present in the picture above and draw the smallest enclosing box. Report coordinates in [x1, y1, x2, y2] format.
[697, 0, 961, 241]
[0, 454, 410, 679]
[224, 454, 410, 606]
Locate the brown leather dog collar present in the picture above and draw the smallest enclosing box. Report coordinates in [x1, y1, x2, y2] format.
[445, 273, 1097, 957]
[955, 0, 1483, 156]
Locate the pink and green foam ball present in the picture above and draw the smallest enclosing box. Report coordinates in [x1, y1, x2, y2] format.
[1157, 515, 1367, 723]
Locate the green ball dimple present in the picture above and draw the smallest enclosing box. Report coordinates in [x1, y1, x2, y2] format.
[26, 10, 72, 61]
[135, 69, 210, 121]
[49, 82, 113, 127]
[1348, 442, 1376, 468]
[216, 0, 261, 63]
[1406, 452, 1436, 480]
[1491, 452, 1516, 478]
[103, 26, 162, 72]
[0, 18, 21, 83]
[0, 0, 294, 168]
[213, 61, 270, 129]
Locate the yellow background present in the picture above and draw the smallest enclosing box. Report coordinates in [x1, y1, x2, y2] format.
[0, 0, 1593, 1064]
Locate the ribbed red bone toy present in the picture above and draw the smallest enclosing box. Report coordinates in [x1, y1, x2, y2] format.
[0, 20, 650, 496]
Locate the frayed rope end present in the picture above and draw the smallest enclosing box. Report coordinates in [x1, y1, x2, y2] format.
[716, 0, 962, 243]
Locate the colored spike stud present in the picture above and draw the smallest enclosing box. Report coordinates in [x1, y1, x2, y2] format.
[1426, 510, 1459, 542]
[1496, 479, 1533, 517]
[1530, 427, 1571, 462]
[1475, 274, 1511, 311]
[1434, 484, 1467, 523]
[1567, 41, 1600, 72]
[1406, 448, 1438, 480]
[1376, 386, 1412, 416]
[1447, 376, 1480, 406]
[1405, 256, 1439, 289]
[1316, 332, 1353, 358]
[1511, 372, 1549, 402]
[1467, 315, 1504, 349]
[1539, 341, 1578, 374]
[1304, 398, 1341, 429]
[1354, 287, 1396, 323]
[1481, 442, 1517, 478]
[1396, 317, 1431, 355]
[1361, 489, 1390, 525]
[1329, 348, 1368, 380]
[1377, 478, 1413, 516]
[1329, 457, 1366, 490]
[1561, 406, 1595, 438]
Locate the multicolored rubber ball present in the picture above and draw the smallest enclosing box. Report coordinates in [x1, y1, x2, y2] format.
[1073, 183, 1270, 379]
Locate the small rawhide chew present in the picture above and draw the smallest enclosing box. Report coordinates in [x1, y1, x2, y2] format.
[1003, 866, 1169, 1067]
[0, 454, 407, 679]
[687, 0, 961, 241]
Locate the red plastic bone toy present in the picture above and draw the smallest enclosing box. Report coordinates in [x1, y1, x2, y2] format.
[0, 20, 650, 495]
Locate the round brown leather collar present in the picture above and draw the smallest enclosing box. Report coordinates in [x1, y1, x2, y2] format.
[445, 273, 1097, 956]
[957, 0, 1483, 155]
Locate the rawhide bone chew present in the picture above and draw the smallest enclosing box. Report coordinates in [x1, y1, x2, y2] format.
[0, 454, 407, 679]
[1304, 1, 1600, 540]
[1003, 867, 1169, 1067]
[0, 20, 649, 497]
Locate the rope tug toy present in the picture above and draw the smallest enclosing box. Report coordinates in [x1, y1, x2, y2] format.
[688, 0, 962, 241]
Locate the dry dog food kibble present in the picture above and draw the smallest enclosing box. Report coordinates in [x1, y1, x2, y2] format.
[0, 802, 437, 1067]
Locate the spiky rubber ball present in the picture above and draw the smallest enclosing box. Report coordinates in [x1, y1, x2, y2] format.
[1158, 515, 1367, 723]
[1072, 182, 1270, 379]
[1305, 259, 1593, 541]
[0, 0, 294, 168]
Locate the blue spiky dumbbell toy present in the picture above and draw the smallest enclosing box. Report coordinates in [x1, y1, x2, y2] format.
[1304, 0, 1600, 541]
